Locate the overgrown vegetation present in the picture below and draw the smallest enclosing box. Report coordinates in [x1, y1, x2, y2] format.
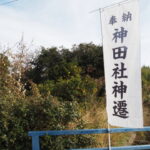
[0, 42, 149, 150]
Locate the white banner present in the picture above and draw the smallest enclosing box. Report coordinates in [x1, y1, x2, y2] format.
[101, 0, 143, 128]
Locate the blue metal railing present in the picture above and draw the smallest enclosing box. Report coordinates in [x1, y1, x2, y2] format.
[28, 126, 150, 150]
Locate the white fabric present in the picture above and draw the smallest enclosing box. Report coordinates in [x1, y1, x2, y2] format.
[101, 0, 143, 128]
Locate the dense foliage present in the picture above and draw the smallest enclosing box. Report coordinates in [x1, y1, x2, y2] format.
[26, 43, 104, 83]
[142, 66, 150, 103]
[0, 43, 149, 150]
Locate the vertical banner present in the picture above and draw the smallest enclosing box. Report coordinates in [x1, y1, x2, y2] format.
[101, 0, 143, 128]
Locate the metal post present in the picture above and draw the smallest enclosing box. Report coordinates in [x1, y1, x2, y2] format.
[31, 136, 40, 150]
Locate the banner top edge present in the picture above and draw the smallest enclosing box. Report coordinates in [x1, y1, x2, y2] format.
[100, 0, 138, 12]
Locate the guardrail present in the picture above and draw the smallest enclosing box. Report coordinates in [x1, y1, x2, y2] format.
[28, 126, 150, 150]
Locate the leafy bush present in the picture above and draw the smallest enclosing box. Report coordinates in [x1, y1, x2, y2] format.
[0, 95, 96, 150]
[0, 52, 96, 150]
[26, 43, 104, 84]
[71, 43, 104, 78]
[39, 75, 97, 102]
[142, 66, 150, 103]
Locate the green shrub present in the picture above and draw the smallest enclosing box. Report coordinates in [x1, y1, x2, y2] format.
[48, 76, 97, 102]
[142, 66, 150, 103]
[0, 95, 95, 150]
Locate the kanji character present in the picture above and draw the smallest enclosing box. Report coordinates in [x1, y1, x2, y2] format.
[112, 46, 127, 59]
[109, 16, 117, 25]
[112, 27, 128, 43]
[122, 12, 132, 22]
[112, 81, 127, 99]
[113, 100, 129, 118]
[112, 63, 128, 79]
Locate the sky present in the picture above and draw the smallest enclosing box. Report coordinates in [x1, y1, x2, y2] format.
[0, 0, 149, 66]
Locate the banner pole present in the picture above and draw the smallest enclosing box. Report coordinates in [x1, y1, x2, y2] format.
[99, 8, 112, 150]
[107, 123, 112, 150]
